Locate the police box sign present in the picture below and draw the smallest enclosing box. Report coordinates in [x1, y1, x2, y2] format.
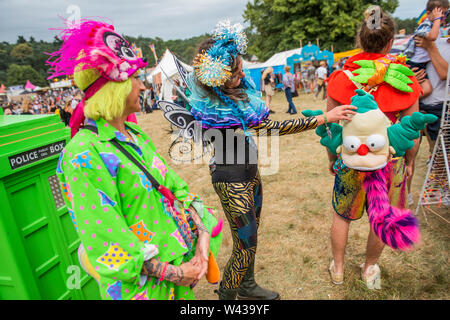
[9, 140, 66, 170]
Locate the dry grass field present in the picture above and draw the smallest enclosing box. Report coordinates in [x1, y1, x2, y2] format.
[137, 90, 449, 300]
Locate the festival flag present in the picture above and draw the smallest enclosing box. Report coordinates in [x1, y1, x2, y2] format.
[149, 44, 158, 63]
[416, 9, 427, 25]
[131, 43, 137, 55]
[130, 43, 143, 59]
[136, 47, 143, 58]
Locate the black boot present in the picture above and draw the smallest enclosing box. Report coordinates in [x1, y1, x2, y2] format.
[237, 260, 280, 300]
[214, 282, 237, 300]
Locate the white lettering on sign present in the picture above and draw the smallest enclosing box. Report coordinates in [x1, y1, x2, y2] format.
[9, 140, 66, 170]
[50, 142, 64, 154]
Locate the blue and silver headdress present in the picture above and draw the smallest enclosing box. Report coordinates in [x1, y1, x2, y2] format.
[193, 19, 248, 87]
[157, 20, 268, 161]
[189, 20, 268, 131]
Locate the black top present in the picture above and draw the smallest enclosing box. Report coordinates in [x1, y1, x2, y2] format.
[209, 127, 258, 183]
[208, 116, 319, 184]
[264, 74, 272, 85]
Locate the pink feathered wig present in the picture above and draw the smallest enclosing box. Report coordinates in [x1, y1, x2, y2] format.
[46, 19, 147, 82]
[46, 19, 147, 137]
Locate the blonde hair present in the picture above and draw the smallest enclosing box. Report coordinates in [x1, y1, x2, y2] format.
[22, 99, 31, 113]
[262, 67, 274, 79]
[284, 65, 291, 73]
[74, 67, 132, 121]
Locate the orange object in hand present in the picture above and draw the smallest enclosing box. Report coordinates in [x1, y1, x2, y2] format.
[206, 251, 220, 284]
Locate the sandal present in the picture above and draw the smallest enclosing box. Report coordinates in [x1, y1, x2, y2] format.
[328, 260, 344, 285]
[360, 263, 381, 290]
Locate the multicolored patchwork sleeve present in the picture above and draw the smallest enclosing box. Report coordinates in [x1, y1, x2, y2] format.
[250, 117, 319, 136]
[57, 142, 147, 284]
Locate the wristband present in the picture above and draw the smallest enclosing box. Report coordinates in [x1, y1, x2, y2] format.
[432, 17, 442, 22]
[159, 261, 169, 283]
[322, 114, 333, 139]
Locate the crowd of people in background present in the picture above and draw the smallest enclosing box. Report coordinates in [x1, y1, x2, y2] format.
[261, 60, 333, 115]
[0, 82, 164, 122]
[261, 59, 344, 114]
[0, 87, 81, 123]
[2, 17, 448, 175]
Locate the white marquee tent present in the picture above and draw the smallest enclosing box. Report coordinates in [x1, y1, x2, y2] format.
[244, 48, 303, 70]
[147, 49, 193, 102]
[242, 59, 264, 70]
[243, 48, 303, 91]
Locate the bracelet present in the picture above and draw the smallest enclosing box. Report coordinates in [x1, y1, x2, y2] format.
[159, 261, 169, 283]
[432, 17, 442, 22]
[322, 114, 328, 124]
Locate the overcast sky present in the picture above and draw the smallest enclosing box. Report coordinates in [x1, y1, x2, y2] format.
[0, 0, 431, 43]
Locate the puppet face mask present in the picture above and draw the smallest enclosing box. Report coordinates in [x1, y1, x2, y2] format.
[337, 109, 395, 171]
[95, 27, 147, 81]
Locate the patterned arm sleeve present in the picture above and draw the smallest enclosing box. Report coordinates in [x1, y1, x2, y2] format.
[58, 145, 147, 284]
[250, 116, 319, 136]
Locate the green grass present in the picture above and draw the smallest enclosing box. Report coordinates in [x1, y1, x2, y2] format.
[137, 90, 449, 300]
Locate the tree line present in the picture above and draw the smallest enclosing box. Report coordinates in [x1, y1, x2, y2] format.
[243, 0, 402, 61]
[0, 33, 212, 88]
[1, 0, 422, 88]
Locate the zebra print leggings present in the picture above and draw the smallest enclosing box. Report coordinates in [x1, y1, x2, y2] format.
[213, 173, 262, 289]
[210, 116, 319, 289]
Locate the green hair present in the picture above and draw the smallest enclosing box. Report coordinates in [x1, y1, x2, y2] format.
[74, 68, 132, 121]
[350, 89, 379, 113]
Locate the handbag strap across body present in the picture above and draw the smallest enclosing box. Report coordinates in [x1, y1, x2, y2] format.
[83, 125, 177, 206]
[84, 124, 196, 254]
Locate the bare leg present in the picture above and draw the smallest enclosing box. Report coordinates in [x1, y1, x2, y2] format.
[362, 227, 384, 274]
[406, 159, 415, 196]
[265, 94, 270, 110]
[330, 211, 350, 274]
[406, 137, 420, 202]
[424, 127, 436, 154]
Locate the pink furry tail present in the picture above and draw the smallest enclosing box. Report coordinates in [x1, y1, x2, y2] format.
[363, 164, 420, 251]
